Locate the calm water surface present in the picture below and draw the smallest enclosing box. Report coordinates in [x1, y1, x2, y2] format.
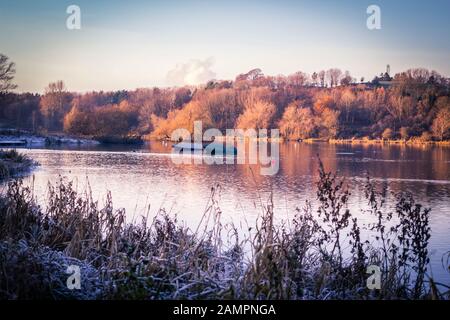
[7, 142, 450, 284]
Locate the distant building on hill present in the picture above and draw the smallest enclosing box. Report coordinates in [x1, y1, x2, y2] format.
[371, 65, 394, 87]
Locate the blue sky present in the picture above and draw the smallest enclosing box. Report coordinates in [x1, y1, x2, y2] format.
[1, 0, 449, 92]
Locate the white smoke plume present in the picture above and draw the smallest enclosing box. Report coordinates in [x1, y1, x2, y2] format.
[166, 57, 216, 86]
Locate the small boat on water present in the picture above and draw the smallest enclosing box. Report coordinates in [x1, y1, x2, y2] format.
[172, 142, 237, 155]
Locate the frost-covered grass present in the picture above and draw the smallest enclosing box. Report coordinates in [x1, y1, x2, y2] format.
[0, 161, 448, 300]
[0, 149, 35, 181]
[0, 128, 100, 147]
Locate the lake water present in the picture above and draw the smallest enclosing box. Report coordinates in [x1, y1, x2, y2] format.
[6, 142, 450, 285]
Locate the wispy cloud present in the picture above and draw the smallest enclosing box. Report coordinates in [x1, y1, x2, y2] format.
[166, 57, 216, 86]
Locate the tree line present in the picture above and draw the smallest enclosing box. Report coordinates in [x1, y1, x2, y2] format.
[1, 54, 449, 141]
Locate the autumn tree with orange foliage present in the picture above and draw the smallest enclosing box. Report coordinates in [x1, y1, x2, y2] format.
[40, 81, 72, 131]
[150, 100, 214, 140]
[236, 99, 276, 130]
[64, 101, 139, 138]
[432, 107, 450, 141]
[279, 102, 315, 140]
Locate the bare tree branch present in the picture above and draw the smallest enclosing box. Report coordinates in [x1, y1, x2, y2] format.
[0, 54, 18, 93]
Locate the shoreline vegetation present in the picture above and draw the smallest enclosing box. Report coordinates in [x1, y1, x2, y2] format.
[0, 159, 448, 300]
[2, 128, 449, 148]
[0, 149, 37, 181]
[161, 135, 450, 146]
[0, 128, 100, 147]
[329, 138, 450, 146]
[0, 128, 144, 146]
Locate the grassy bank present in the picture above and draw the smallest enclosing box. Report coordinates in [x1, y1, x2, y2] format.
[0, 162, 448, 300]
[144, 135, 450, 146]
[95, 135, 143, 145]
[329, 138, 450, 146]
[0, 149, 36, 181]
